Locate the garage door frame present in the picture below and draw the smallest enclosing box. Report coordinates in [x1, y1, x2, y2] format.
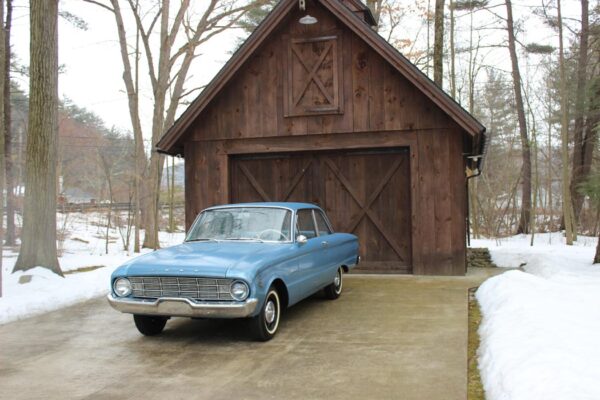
[222, 131, 420, 274]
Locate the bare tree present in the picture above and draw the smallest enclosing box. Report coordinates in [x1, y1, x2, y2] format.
[0, 0, 5, 296]
[433, 0, 444, 86]
[557, 0, 575, 244]
[449, 0, 456, 97]
[578, 173, 600, 262]
[99, 152, 115, 254]
[87, 0, 260, 249]
[14, 0, 62, 275]
[168, 155, 175, 232]
[570, 0, 590, 223]
[505, 0, 531, 234]
[4, 0, 14, 246]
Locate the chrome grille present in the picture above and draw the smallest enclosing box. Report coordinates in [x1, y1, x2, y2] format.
[129, 277, 234, 301]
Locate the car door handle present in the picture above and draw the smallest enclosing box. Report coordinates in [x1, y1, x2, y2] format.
[321, 241, 328, 247]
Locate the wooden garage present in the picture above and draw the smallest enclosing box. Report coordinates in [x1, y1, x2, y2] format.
[156, 0, 486, 276]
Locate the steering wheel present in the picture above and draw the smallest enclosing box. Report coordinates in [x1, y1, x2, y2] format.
[257, 229, 289, 241]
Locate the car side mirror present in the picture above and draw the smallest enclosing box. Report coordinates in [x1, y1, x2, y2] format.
[296, 235, 308, 245]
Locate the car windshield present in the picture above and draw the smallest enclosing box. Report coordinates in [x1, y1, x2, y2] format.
[186, 207, 292, 242]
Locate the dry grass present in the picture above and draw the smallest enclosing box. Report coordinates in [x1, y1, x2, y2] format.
[63, 265, 106, 275]
[468, 287, 485, 400]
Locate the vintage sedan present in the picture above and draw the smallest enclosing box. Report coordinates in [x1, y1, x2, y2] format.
[108, 202, 359, 341]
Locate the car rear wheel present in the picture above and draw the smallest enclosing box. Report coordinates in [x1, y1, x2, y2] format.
[250, 287, 281, 341]
[324, 267, 343, 300]
[133, 315, 167, 336]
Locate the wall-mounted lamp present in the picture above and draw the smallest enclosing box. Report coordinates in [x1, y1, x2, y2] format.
[299, 14, 318, 24]
[298, 0, 318, 24]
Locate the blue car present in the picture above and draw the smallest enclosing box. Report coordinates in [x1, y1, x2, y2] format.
[108, 202, 360, 341]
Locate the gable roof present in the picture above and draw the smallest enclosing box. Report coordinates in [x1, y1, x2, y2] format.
[156, 0, 486, 156]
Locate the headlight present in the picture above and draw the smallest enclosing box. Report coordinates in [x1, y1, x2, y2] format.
[230, 280, 249, 301]
[113, 278, 132, 297]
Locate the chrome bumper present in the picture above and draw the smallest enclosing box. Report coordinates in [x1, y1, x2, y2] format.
[107, 294, 259, 319]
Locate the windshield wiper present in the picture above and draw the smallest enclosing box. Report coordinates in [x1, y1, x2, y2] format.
[224, 237, 264, 242]
[186, 238, 219, 242]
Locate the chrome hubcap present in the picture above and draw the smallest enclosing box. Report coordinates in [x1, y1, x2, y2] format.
[265, 300, 276, 324]
[334, 271, 341, 287]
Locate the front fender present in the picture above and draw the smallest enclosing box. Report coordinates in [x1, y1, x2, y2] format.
[239, 260, 296, 316]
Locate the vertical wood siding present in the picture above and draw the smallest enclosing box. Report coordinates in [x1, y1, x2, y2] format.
[182, 2, 467, 275]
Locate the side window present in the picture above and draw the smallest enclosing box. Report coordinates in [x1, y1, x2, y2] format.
[314, 211, 332, 236]
[296, 209, 317, 239]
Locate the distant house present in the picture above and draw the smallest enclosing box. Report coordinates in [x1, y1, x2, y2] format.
[62, 187, 96, 204]
[157, 0, 486, 276]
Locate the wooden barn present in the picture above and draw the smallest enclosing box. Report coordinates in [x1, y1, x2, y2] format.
[156, 0, 486, 276]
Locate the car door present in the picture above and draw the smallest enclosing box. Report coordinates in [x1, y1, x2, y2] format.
[313, 209, 339, 286]
[290, 209, 326, 301]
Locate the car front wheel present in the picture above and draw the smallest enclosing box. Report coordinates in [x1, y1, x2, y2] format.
[250, 287, 281, 341]
[324, 267, 343, 300]
[133, 315, 167, 336]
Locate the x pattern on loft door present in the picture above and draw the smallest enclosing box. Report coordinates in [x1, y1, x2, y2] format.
[284, 34, 342, 116]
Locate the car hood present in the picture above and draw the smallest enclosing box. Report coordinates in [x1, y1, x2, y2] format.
[115, 241, 294, 278]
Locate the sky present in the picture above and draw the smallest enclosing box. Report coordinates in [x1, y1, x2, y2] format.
[10, 0, 583, 139]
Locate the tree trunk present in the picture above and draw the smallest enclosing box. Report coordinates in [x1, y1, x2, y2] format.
[4, 0, 14, 246]
[109, 0, 146, 227]
[557, 0, 575, 245]
[449, 0, 456, 98]
[14, 0, 61, 275]
[433, 0, 445, 87]
[595, 226, 600, 264]
[133, 0, 141, 253]
[0, 0, 5, 296]
[141, 0, 172, 250]
[142, 153, 164, 249]
[570, 0, 589, 223]
[546, 79, 554, 234]
[169, 156, 175, 232]
[505, 0, 531, 234]
[530, 116, 539, 246]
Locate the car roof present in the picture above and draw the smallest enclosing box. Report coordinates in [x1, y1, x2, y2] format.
[205, 202, 321, 212]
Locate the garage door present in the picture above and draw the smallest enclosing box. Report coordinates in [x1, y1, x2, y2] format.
[230, 148, 412, 273]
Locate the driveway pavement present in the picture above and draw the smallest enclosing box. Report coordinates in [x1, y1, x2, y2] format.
[0, 270, 498, 400]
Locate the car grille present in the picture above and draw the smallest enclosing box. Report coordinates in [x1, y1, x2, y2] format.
[129, 277, 234, 301]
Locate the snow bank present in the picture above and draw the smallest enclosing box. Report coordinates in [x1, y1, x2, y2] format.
[0, 213, 185, 324]
[474, 233, 600, 400]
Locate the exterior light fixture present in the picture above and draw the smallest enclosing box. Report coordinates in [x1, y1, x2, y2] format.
[298, 0, 317, 24]
[299, 14, 318, 24]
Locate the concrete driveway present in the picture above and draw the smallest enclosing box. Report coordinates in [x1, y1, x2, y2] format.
[0, 271, 496, 400]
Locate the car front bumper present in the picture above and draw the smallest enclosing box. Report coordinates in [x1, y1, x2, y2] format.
[107, 294, 259, 319]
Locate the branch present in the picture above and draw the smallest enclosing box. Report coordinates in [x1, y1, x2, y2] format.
[126, 0, 159, 92]
[179, 85, 206, 100]
[82, 0, 114, 13]
[168, 0, 191, 49]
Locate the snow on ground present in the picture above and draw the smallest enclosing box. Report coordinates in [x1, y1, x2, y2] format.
[0, 212, 185, 325]
[472, 233, 600, 400]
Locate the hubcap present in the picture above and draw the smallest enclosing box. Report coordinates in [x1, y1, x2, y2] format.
[334, 271, 341, 287]
[334, 269, 343, 294]
[265, 300, 276, 324]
